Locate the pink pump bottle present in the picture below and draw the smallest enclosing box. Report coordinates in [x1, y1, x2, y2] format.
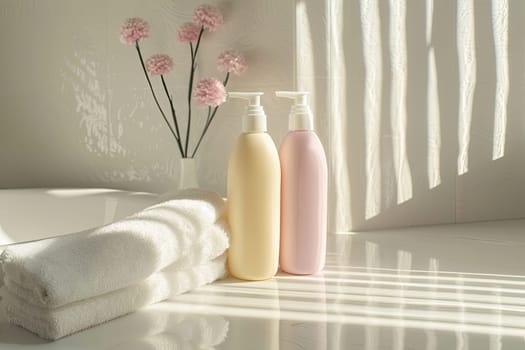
[276, 91, 327, 275]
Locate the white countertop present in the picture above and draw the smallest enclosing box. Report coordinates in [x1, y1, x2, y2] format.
[2, 219, 525, 349]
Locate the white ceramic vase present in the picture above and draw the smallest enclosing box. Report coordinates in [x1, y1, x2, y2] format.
[178, 157, 199, 190]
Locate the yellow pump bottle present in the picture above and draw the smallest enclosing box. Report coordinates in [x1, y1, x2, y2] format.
[226, 92, 281, 280]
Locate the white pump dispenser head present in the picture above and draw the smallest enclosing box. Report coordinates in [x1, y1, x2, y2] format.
[275, 91, 313, 131]
[228, 92, 267, 132]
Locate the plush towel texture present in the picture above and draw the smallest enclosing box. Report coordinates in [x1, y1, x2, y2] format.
[3, 224, 228, 309]
[0, 189, 225, 308]
[3, 256, 226, 340]
[0, 190, 230, 340]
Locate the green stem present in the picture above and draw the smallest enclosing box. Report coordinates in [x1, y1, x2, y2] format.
[186, 60, 194, 157]
[135, 41, 182, 156]
[193, 27, 205, 64]
[185, 26, 205, 157]
[190, 71, 230, 158]
[191, 107, 215, 158]
[161, 75, 184, 157]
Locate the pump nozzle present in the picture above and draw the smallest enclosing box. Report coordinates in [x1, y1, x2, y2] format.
[229, 92, 263, 106]
[275, 91, 313, 131]
[228, 92, 267, 132]
[275, 91, 309, 105]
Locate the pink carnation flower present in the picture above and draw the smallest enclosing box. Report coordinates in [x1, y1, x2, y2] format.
[120, 17, 149, 45]
[193, 78, 226, 107]
[217, 50, 247, 75]
[177, 22, 201, 43]
[145, 54, 174, 76]
[193, 4, 224, 32]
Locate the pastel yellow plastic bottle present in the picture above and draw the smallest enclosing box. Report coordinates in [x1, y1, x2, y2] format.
[227, 92, 281, 280]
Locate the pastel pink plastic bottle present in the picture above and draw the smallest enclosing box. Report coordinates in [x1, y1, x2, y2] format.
[277, 91, 328, 275]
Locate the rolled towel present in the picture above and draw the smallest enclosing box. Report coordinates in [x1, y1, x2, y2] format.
[3, 255, 227, 340]
[0, 190, 226, 308]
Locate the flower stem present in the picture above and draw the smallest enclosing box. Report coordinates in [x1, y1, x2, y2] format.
[191, 106, 220, 158]
[190, 72, 230, 158]
[161, 75, 184, 157]
[135, 41, 183, 157]
[193, 27, 205, 64]
[184, 27, 205, 157]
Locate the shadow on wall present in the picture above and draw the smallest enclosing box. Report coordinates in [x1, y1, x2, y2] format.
[59, 31, 179, 192]
[51, 0, 287, 196]
[301, 0, 525, 231]
[0, 1, 199, 193]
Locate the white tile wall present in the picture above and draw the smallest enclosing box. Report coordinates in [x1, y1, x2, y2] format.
[2, 0, 525, 231]
[0, 0, 294, 195]
[299, 0, 525, 231]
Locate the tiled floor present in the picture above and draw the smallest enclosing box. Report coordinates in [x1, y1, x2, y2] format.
[2, 219, 525, 349]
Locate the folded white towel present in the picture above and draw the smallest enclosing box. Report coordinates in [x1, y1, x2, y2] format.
[3, 256, 227, 340]
[3, 223, 228, 309]
[0, 190, 226, 308]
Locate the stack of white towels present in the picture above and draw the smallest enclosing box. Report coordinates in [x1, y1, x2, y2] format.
[0, 190, 229, 340]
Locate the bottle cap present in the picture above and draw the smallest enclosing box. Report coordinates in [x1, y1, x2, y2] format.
[228, 92, 267, 132]
[275, 91, 313, 131]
